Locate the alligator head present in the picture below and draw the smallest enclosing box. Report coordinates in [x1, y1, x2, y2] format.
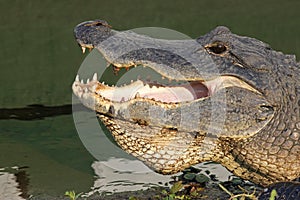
[72, 20, 300, 186]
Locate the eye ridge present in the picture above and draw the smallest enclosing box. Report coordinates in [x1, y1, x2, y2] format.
[207, 41, 227, 54]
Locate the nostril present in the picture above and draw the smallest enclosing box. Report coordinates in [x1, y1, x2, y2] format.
[259, 105, 273, 112]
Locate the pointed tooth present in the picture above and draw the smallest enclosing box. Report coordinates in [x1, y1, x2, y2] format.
[92, 84, 97, 91]
[86, 78, 90, 84]
[84, 88, 88, 93]
[80, 79, 84, 84]
[75, 75, 79, 82]
[81, 46, 86, 54]
[130, 80, 134, 83]
[135, 92, 140, 98]
[92, 73, 98, 81]
[120, 97, 125, 102]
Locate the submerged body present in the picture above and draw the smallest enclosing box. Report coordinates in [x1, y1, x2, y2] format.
[72, 20, 300, 187]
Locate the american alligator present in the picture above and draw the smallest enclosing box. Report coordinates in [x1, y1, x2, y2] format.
[72, 20, 300, 188]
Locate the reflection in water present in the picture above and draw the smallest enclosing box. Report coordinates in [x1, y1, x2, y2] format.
[0, 102, 233, 198]
[0, 104, 86, 120]
[0, 167, 29, 200]
[86, 158, 172, 196]
[85, 158, 232, 197]
[15, 169, 30, 199]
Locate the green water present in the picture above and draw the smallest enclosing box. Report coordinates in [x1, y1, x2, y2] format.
[0, 0, 299, 197]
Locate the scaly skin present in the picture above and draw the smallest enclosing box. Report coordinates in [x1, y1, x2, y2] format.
[72, 20, 300, 186]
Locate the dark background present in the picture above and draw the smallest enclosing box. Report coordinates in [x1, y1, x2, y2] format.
[1, 0, 299, 107]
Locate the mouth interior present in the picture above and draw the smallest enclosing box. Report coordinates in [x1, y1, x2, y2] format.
[73, 68, 211, 103]
[97, 79, 209, 103]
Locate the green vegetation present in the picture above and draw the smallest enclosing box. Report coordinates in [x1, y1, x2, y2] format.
[269, 189, 278, 200]
[219, 184, 277, 200]
[129, 181, 200, 200]
[64, 179, 278, 200]
[219, 184, 257, 200]
[65, 190, 83, 200]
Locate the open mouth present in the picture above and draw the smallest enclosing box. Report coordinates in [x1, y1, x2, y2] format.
[73, 72, 211, 104]
[73, 43, 216, 104]
[72, 19, 264, 106]
[72, 64, 258, 105]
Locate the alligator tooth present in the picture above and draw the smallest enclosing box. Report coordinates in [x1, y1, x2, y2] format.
[80, 79, 84, 84]
[135, 92, 141, 98]
[75, 75, 79, 82]
[92, 73, 98, 81]
[130, 80, 134, 83]
[120, 97, 125, 102]
[233, 61, 244, 68]
[81, 47, 86, 54]
[87, 78, 90, 83]
[84, 88, 88, 93]
[91, 84, 97, 91]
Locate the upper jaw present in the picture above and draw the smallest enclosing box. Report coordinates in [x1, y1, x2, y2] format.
[74, 19, 114, 52]
[77, 42, 94, 53]
[73, 20, 261, 106]
[74, 20, 224, 81]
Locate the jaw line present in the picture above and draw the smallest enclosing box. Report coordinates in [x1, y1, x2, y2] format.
[72, 72, 261, 107]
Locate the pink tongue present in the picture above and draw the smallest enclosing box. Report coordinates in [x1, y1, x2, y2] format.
[98, 80, 209, 103]
[134, 82, 208, 103]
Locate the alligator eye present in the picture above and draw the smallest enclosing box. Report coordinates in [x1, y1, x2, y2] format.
[95, 22, 104, 26]
[207, 42, 227, 54]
